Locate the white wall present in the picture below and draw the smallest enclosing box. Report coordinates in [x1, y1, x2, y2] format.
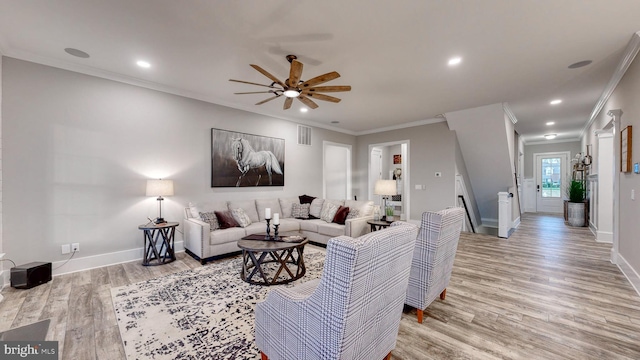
[355, 121, 457, 221]
[0, 55, 3, 287]
[2, 57, 356, 272]
[523, 141, 582, 178]
[324, 143, 349, 199]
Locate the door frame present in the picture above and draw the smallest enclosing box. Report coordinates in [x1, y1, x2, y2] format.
[533, 151, 570, 213]
[368, 140, 410, 220]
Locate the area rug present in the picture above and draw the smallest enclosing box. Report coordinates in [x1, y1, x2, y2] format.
[111, 247, 326, 360]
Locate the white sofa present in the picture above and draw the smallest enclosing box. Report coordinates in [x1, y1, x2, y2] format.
[183, 197, 374, 264]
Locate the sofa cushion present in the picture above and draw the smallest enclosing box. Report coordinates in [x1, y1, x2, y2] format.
[231, 208, 252, 228]
[346, 209, 360, 220]
[300, 219, 324, 233]
[344, 200, 374, 217]
[317, 221, 345, 237]
[244, 222, 267, 236]
[279, 197, 299, 218]
[292, 203, 310, 219]
[256, 198, 282, 221]
[309, 198, 325, 218]
[332, 206, 350, 225]
[320, 203, 340, 223]
[277, 219, 301, 232]
[199, 211, 220, 230]
[209, 227, 246, 246]
[215, 210, 240, 229]
[227, 200, 260, 223]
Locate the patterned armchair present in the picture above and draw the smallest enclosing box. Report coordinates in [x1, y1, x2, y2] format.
[255, 222, 419, 360]
[405, 207, 464, 323]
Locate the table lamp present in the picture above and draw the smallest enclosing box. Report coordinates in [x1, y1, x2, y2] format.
[374, 179, 397, 221]
[146, 179, 174, 224]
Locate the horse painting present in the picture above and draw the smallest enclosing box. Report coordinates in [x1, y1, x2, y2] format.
[231, 138, 283, 186]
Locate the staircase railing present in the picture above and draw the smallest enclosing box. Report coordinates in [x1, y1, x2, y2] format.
[457, 195, 476, 233]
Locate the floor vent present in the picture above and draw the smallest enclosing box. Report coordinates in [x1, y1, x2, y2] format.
[297, 125, 312, 146]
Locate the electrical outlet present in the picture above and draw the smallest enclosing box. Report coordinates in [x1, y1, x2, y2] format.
[71, 243, 80, 252]
[61, 244, 71, 255]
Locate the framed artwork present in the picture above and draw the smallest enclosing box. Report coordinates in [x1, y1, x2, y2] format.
[393, 154, 402, 164]
[211, 129, 285, 187]
[621, 126, 632, 173]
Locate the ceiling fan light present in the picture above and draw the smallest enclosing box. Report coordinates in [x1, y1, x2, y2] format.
[283, 89, 300, 98]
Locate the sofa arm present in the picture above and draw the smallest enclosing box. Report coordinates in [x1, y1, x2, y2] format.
[345, 215, 374, 238]
[183, 218, 211, 261]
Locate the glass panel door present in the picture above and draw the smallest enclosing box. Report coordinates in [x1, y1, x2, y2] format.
[541, 157, 561, 198]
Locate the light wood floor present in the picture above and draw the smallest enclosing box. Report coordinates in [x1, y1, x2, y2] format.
[1, 213, 640, 359]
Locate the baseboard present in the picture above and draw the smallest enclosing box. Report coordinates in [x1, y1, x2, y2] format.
[511, 216, 521, 229]
[481, 218, 498, 228]
[589, 222, 597, 236]
[617, 253, 640, 297]
[52, 241, 184, 277]
[595, 230, 613, 243]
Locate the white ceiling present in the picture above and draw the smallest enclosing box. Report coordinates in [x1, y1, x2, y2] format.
[1, 1, 639, 142]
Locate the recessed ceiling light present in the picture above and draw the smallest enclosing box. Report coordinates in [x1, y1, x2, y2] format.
[300, 108, 308, 113]
[568, 60, 592, 69]
[448, 57, 462, 66]
[550, 99, 562, 105]
[546, 121, 555, 126]
[64, 48, 90, 58]
[137, 60, 151, 68]
[544, 134, 557, 140]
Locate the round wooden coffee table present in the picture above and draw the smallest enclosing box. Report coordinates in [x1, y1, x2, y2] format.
[237, 235, 308, 286]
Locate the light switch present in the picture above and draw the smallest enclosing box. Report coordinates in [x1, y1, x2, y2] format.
[415, 184, 422, 190]
[632, 189, 635, 200]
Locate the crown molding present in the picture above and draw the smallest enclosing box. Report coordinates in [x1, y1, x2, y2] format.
[523, 138, 582, 146]
[581, 32, 640, 138]
[503, 103, 518, 124]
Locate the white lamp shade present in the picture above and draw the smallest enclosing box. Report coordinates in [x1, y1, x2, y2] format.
[374, 179, 397, 196]
[146, 179, 174, 197]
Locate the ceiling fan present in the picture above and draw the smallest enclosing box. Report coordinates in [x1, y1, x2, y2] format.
[229, 55, 351, 110]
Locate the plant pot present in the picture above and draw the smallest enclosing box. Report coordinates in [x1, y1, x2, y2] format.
[567, 202, 585, 227]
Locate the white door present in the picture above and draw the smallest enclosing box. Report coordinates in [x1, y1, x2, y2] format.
[369, 147, 383, 205]
[535, 152, 569, 213]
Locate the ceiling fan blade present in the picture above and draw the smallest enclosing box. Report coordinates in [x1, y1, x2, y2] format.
[255, 95, 281, 105]
[299, 71, 340, 88]
[234, 91, 275, 95]
[250, 64, 286, 88]
[283, 97, 293, 110]
[303, 85, 351, 93]
[229, 79, 278, 89]
[288, 60, 303, 87]
[305, 93, 341, 103]
[297, 95, 319, 109]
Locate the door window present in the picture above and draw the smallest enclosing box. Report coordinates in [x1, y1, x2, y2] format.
[541, 157, 561, 198]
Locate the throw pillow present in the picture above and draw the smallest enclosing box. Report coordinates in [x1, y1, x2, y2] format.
[215, 210, 239, 229]
[332, 206, 350, 225]
[299, 194, 316, 204]
[346, 209, 360, 220]
[231, 208, 252, 228]
[320, 203, 339, 223]
[199, 211, 219, 230]
[291, 203, 310, 219]
[189, 202, 202, 220]
[309, 198, 325, 219]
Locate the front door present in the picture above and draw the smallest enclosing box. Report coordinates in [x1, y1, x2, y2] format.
[535, 152, 569, 213]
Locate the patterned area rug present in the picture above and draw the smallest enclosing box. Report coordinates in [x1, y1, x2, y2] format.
[111, 247, 325, 360]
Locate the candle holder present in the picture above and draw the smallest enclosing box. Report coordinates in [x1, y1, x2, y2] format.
[273, 224, 280, 241]
[265, 219, 272, 240]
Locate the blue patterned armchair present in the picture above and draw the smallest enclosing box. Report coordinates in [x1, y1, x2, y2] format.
[255, 222, 419, 360]
[404, 208, 464, 323]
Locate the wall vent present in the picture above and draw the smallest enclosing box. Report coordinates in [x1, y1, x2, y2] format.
[297, 125, 312, 146]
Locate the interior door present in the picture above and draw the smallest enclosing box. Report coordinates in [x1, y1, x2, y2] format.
[370, 147, 382, 205]
[535, 153, 568, 213]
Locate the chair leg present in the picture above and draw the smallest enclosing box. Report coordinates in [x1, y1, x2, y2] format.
[384, 352, 392, 360]
[261, 351, 268, 360]
[440, 288, 447, 300]
[416, 309, 423, 323]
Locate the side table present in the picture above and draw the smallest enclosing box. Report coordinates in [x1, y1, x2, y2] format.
[367, 220, 392, 232]
[138, 222, 179, 266]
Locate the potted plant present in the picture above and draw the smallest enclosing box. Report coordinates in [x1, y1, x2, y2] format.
[566, 180, 586, 227]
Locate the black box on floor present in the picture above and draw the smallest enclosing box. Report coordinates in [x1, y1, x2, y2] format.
[10, 262, 52, 289]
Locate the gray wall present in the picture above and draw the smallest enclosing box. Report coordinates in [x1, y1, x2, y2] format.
[523, 141, 582, 178]
[584, 50, 640, 284]
[355, 121, 457, 221]
[2, 57, 355, 268]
